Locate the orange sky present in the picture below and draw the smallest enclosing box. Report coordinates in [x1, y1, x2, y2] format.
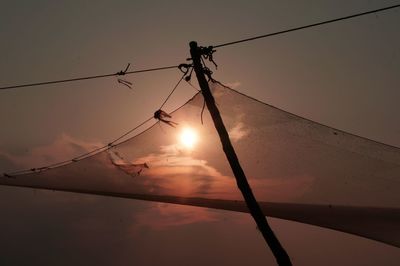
[1, 1, 399, 265]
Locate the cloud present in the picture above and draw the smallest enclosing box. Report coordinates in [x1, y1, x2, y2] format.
[229, 122, 250, 142]
[224, 81, 241, 89]
[0, 133, 103, 171]
[111, 143, 239, 198]
[131, 202, 220, 231]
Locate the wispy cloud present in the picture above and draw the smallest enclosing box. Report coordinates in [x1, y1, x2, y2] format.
[0, 133, 103, 170]
[229, 122, 250, 142]
[224, 81, 241, 89]
[131, 203, 220, 231]
[112, 143, 239, 198]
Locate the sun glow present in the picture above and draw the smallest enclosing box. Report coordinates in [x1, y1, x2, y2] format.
[179, 127, 198, 149]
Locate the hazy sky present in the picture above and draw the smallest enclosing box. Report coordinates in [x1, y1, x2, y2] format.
[1, 1, 399, 265]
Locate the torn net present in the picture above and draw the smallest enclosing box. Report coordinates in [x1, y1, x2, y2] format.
[1, 82, 399, 246]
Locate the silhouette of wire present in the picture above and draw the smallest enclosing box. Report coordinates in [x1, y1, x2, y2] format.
[159, 72, 187, 109]
[184, 79, 201, 92]
[0, 65, 179, 90]
[110, 117, 153, 145]
[214, 4, 400, 48]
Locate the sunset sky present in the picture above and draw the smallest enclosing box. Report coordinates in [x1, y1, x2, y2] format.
[1, 1, 400, 265]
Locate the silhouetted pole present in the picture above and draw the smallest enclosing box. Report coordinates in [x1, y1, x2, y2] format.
[189, 41, 292, 266]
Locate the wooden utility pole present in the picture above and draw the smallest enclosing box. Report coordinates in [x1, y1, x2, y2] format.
[189, 41, 292, 266]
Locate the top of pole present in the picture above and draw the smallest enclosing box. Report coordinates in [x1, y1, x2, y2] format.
[189, 41, 198, 48]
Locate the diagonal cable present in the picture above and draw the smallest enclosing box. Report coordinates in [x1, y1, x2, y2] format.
[214, 4, 400, 48]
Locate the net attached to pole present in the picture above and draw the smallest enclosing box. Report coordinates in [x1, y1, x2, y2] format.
[1, 82, 399, 246]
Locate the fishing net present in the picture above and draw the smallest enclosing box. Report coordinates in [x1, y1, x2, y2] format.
[1, 81, 399, 246]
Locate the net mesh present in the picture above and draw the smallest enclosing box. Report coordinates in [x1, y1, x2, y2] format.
[1, 82, 399, 246]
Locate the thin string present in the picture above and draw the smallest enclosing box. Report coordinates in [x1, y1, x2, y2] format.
[159, 72, 187, 109]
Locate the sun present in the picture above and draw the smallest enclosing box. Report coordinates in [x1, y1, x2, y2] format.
[179, 127, 198, 149]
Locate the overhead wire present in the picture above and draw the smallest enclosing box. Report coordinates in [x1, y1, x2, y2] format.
[159, 71, 187, 110]
[214, 4, 400, 48]
[0, 65, 179, 90]
[2, 5, 398, 90]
